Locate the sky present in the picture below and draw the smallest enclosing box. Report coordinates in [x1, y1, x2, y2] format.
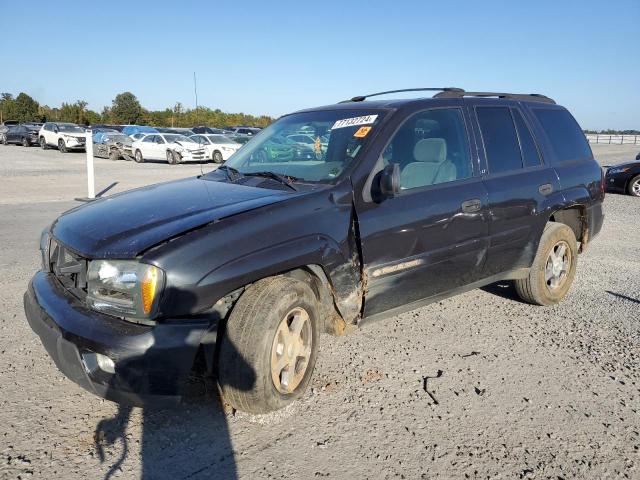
[0, 0, 638, 130]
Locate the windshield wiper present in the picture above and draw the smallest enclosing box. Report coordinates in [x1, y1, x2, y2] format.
[243, 171, 299, 191]
[217, 165, 243, 181]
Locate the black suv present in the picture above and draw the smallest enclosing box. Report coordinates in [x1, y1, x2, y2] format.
[24, 88, 604, 413]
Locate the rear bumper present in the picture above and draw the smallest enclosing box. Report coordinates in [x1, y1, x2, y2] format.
[24, 271, 214, 406]
[586, 201, 605, 241]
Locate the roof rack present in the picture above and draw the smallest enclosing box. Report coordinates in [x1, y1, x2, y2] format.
[341, 88, 555, 105]
[433, 90, 555, 104]
[342, 87, 465, 103]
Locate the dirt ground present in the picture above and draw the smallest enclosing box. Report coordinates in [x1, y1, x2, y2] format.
[0, 143, 638, 479]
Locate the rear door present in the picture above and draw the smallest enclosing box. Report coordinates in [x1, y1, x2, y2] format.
[357, 105, 490, 318]
[467, 101, 562, 277]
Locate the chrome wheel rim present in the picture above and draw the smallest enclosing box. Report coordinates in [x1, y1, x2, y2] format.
[270, 307, 312, 394]
[545, 240, 571, 290]
[632, 179, 640, 196]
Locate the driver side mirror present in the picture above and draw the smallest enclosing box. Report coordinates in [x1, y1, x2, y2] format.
[379, 163, 400, 197]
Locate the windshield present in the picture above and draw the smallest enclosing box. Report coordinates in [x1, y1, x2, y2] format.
[59, 124, 85, 133]
[208, 134, 238, 144]
[163, 134, 192, 143]
[220, 109, 385, 183]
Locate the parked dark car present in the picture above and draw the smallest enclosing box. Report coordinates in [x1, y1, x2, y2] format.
[192, 126, 235, 135]
[3, 124, 40, 146]
[155, 127, 195, 136]
[91, 124, 125, 133]
[605, 160, 640, 196]
[24, 88, 604, 414]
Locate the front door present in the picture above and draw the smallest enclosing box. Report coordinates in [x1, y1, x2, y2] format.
[356, 107, 490, 318]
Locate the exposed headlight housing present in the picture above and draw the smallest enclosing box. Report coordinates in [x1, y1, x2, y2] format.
[86, 260, 165, 323]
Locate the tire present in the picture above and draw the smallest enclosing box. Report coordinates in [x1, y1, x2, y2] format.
[58, 139, 67, 153]
[134, 149, 144, 163]
[0, 134, 5, 145]
[167, 150, 180, 164]
[218, 276, 320, 413]
[40, 137, 47, 149]
[627, 175, 640, 197]
[108, 148, 119, 161]
[212, 150, 224, 163]
[515, 223, 578, 306]
[22, 137, 30, 147]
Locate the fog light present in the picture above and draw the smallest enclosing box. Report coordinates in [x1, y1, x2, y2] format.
[82, 352, 116, 374]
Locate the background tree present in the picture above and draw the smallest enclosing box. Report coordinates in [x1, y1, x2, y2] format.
[0, 93, 15, 122]
[13, 93, 40, 122]
[110, 92, 142, 124]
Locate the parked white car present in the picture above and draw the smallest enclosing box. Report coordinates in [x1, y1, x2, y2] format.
[131, 133, 206, 164]
[189, 134, 242, 163]
[39, 122, 87, 152]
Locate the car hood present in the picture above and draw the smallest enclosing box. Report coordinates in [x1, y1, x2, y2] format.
[174, 141, 201, 149]
[51, 176, 292, 258]
[607, 160, 640, 170]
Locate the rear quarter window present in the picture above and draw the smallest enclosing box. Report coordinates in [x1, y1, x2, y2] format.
[533, 108, 592, 162]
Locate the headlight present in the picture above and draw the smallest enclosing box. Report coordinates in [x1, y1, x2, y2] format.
[40, 229, 50, 271]
[86, 260, 165, 322]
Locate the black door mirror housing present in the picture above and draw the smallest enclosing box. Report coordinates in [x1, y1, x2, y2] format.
[379, 163, 401, 197]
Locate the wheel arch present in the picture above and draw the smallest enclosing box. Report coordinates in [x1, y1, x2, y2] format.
[548, 205, 588, 252]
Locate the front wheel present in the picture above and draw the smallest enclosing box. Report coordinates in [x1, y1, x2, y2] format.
[167, 150, 181, 164]
[58, 139, 67, 153]
[515, 223, 578, 306]
[212, 150, 224, 163]
[108, 148, 119, 161]
[22, 137, 30, 147]
[40, 137, 47, 149]
[627, 175, 640, 197]
[218, 276, 320, 413]
[134, 149, 144, 163]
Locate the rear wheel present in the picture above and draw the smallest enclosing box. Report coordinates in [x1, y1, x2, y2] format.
[515, 223, 578, 306]
[134, 149, 144, 163]
[58, 139, 67, 153]
[627, 175, 640, 197]
[212, 150, 224, 163]
[218, 276, 320, 413]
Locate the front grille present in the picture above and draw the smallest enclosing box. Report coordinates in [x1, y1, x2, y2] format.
[48, 238, 88, 299]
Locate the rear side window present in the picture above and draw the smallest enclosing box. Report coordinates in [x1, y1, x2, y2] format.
[513, 109, 541, 167]
[533, 109, 591, 162]
[476, 107, 522, 174]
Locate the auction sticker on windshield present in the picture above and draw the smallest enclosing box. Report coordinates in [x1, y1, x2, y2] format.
[331, 114, 378, 130]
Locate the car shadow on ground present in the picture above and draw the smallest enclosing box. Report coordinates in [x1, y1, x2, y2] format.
[93, 288, 255, 480]
[606, 290, 640, 304]
[480, 281, 529, 304]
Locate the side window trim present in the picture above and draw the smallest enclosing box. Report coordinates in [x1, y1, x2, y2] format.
[511, 106, 545, 168]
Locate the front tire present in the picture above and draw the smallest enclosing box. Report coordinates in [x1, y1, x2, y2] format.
[108, 148, 119, 161]
[627, 175, 640, 197]
[218, 276, 320, 413]
[134, 149, 144, 163]
[58, 139, 67, 153]
[40, 137, 47, 149]
[22, 137, 30, 147]
[212, 150, 224, 163]
[515, 223, 578, 306]
[167, 150, 181, 164]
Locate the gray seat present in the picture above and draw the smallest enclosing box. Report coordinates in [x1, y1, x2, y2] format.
[400, 138, 457, 189]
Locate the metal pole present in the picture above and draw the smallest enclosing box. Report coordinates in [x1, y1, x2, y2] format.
[85, 129, 95, 199]
[193, 72, 199, 126]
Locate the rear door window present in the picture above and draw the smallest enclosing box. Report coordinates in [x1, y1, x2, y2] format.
[533, 108, 591, 162]
[476, 107, 522, 174]
[512, 109, 541, 167]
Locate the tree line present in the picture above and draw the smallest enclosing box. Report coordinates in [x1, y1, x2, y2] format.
[0, 91, 274, 128]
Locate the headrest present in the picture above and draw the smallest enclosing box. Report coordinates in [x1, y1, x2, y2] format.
[413, 138, 447, 163]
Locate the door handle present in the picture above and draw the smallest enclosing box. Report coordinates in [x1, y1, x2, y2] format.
[461, 198, 482, 213]
[538, 183, 553, 195]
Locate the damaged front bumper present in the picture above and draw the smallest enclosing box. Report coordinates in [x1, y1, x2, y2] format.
[24, 271, 214, 406]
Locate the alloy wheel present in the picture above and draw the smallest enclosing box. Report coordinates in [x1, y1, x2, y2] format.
[270, 307, 313, 394]
[545, 240, 571, 290]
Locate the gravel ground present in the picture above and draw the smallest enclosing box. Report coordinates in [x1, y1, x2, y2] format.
[0, 144, 638, 479]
